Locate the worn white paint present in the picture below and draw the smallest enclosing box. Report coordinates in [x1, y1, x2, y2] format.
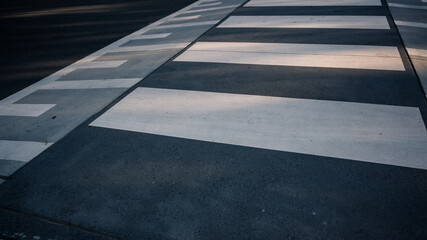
[108, 43, 191, 52]
[184, 5, 241, 14]
[90, 88, 427, 170]
[245, 0, 381, 6]
[196, 2, 222, 7]
[218, 16, 390, 29]
[395, 20, 427, 29]
[156, 21, 219, 29]
[39, 78, 142, 90]
[388, 3, 427, 9]
[407, 48, 427, 58]
[168, 15, 201, 22]
[78, 60, 127, 68]
[0, 104, 56, 117]
[175, 42, 405, 71]
[131, 33, 171, 40]
[0, 140, 53, 162]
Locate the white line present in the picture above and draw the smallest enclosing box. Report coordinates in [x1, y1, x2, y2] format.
[156, 21, 219, 29]
[395, 20, 427, 28]
[175, 42, 405, 71]
[245, 0, 381, 6]
[218, 16, 390, 29]
[131, 33, 171, 40]
[0, 179, 4, 185]
[90, 88, 427, 170]
[0, 104, 56, 117]
[39, 78, 142, 90]
[388, 3, 427, 9]
[195, 1, 222, 7]
[79, 60, 127, 68]
[168, 15, 201, 22]
[0, 140, 53, 162]
[422, 0, 427, 3]
[407, 48, 427, 58]
[108, 43, 191, 52]
[184, 5, 241, 14]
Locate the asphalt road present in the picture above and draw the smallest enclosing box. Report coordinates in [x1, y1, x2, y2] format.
[1, 0, 427, 239]
[0, 0, 197, 100]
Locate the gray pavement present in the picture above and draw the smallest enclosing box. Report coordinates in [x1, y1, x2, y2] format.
[1, 0, 427, 239]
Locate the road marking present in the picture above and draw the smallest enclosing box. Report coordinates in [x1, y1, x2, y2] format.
[183, 5, 241, 14]
[39, 78, 142, 90]
[245, 0, 381, 7]
[156, 21, 219, 29]
[175, 42, 405, 71]
[131, 33, 171, 40]
[107, 43, 191, 52]
[0, 104, 56, 117]
[388, 3, 427, 9]
[407, 48, 427, 58]
[0, 140, 53, 162]
[395, 20, 427, 29]
[196, 2, 222, 7]
[0, 179, 4, 185]
[218, 16, 390, 30]
[168, 15, 201, 22]
[91, 88, 427, 170]
[79, 60, 127, 68]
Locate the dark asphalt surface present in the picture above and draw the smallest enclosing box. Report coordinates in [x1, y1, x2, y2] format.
[0, 0, 196, 101]
[1, 0, 427, 240]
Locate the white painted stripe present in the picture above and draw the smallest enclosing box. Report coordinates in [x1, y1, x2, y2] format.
[79, 60, 127, 68]
[218, 16, 390, 29]
[0, 104, 56, 117]
[0, 179, 4, 185]
[39, 78, 142, 90]
[175, 42, 405, 71]
[423, 0, 427, 3]
[131, 33, 171, 40]
[108, 43, 191, 52]
[90, 88, 427, 170]
[184, 5, 241, 14]
[395, 20, 427, 28]
[245, 0, 381, 6]
[0, 140, 53, 162]
[187, 42, 401, 57]
[388, 3, 427, 9]
[156, 21, 219, 29]
[168, 15, 201, 21]
[196, 1, 222, 7]
[407, 48, 427, 58]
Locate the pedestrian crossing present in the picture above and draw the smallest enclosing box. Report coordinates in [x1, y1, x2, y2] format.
[90, 0, 427, 170]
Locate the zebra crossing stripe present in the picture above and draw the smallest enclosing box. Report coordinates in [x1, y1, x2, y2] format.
[39, 78, 142, 90]
[131, 33, 171, 40]
[107, 43, 191, 52]
[388, 3, 427, 10]
[218, 16, 390, 30]
[0, 104, 56, 117]
[0, 140, 53, 162]
[395, 20, 427, 29]
[175, 42, 405, 71]
[90, 87, 427, 170]
[156, 21, 219, 29]
[183, 5, 241, 14]
[244, 0, 381, 7]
